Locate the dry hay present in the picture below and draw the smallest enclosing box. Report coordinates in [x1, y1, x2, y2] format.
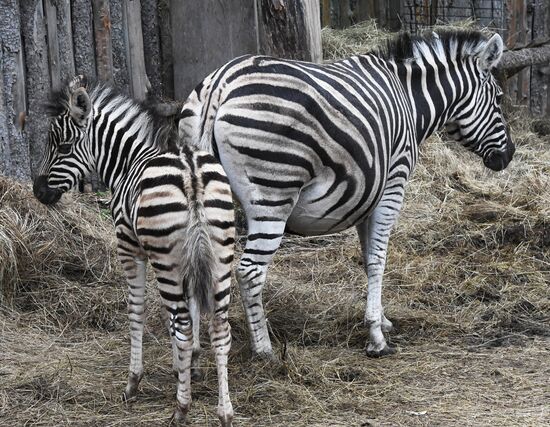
[2, 25, 550, 427]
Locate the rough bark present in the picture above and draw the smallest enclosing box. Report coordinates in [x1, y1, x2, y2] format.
[20, 0, 51, 178]
[0, 0, 30, 180]
[499, 45, 550, 74]
[257, 0, 321, 62]
[171, 0, 257, 99]
[72, 0, 97, 80]
[123, 0, 149, 100]
[140, 0, 163, 96]
[92, 0, 113, 82]
[110, 0, 129, 91]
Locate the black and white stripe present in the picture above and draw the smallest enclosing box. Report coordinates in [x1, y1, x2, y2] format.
[33, 77, 235, 426]
[178, 30, 514, 358]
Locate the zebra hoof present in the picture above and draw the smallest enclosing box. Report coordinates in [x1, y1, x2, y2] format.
[122, 371, 142, 402]
[170, 405, 189, 426]
[251, 350, 278, 363]
[365, 344, 396, 358]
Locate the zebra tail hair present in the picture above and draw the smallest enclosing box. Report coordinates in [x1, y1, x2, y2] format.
[180, 200, 216, 314]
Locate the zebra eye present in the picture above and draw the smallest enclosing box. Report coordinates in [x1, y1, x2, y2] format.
[58, 143, 72, 155]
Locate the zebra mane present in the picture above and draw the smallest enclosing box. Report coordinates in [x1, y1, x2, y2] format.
[45, 80, 179, 153]
[378, 29, 492, 63]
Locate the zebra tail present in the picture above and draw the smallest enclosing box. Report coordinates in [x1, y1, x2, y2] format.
[180, 199, 216, 314]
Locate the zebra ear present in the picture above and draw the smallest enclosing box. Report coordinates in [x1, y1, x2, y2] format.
[478, 34, 504, 71]
[69, 87, 91, 127]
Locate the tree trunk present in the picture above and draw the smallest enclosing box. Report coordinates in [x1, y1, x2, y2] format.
[0, 0, 30, 181]
[20, 0, 51, 178]
[257, 0, 322, 62]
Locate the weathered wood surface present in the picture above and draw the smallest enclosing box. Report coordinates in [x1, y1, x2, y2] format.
[171, 0, 257, 99]
[92, 0, 114, 82]
[140, 0, 163, 96]
[257, 0, 321, 63]
[20, 0, 51, 178]
[72, 0, 96, 80]
[123, 0, 149, 100]
[0, 0, 29, 180]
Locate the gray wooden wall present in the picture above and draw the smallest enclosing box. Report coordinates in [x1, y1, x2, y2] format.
[0, 0, 321, 181]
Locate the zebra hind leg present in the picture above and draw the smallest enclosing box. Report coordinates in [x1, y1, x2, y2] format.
[169, 308, 194, 424]
[118, 254, 147, 401]
[189, 295, 204, 381]
[237, 219, 286, 360]
[207, 251, 234, 427]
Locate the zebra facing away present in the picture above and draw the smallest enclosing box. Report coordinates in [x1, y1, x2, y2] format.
[178, 29, 515, 359]
[33, 76, 235, 426]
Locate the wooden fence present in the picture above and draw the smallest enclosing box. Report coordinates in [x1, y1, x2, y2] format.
[1, 0, 549, 182]
[0, 0, 321, 181]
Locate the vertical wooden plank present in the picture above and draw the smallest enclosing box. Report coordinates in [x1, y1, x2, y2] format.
[505, 0, 519, 103]
[72, 0, 97, 80]
[110, 0, 130, 91]
[0, 0, 30, 180]
[516, 0, 530, 106]
[171, 0, 257, 100]
[530, 0, 550, 116]
[20, 0, 51, 177]
[321, 0, 331, 27]
[44, 0, 61, 91]
[56, 0, 76, 80]
[158, 0, 174, 98]
[123, 0, 149, 100]
[140, 0, 163, 95]
[303, 0, 322, 63]
[92, 0, 113, 82]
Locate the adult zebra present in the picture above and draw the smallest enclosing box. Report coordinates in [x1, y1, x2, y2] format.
[33, 76, 235, 426]
[178, 29, 515, 359]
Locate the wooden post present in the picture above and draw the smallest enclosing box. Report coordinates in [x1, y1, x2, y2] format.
[257, 0, 322, 63]
[170, 0, 257, 100]
[72, 0, 97, 80]
[321, 0, 330, 27]
[20, 0, 51, 177]
[123, 0, 149, 100]
[140, 0, 163, 95]
[158, 0, 174, 98]
[529, 0, 550, 116]
[44, 0, 61, 91]
[0, 0, 30, 180]
[92, 0, 114, 82]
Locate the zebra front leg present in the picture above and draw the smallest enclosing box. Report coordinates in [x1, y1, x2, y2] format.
[119, 255, 147, 401]
[357, 201, 401, 357]
[237, 221, 285, 360]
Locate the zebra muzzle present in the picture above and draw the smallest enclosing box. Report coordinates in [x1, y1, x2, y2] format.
[33, 175, 63, 205]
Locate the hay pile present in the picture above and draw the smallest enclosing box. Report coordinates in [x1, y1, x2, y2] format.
[1, 23, 549, 427]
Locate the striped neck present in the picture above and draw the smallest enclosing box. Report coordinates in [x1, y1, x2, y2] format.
[88, 90, 160, 193]
[393, 53, 472, 145]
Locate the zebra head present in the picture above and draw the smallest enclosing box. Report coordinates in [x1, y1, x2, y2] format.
[445, 34, 515, 171]
[34, 76, 93, 205]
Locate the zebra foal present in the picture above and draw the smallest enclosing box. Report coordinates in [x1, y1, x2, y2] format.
[178, 29, 515, 359]
[33, 76, 235, 426]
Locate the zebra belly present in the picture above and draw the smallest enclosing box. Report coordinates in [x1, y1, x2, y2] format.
[285, 171, 375, 236]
